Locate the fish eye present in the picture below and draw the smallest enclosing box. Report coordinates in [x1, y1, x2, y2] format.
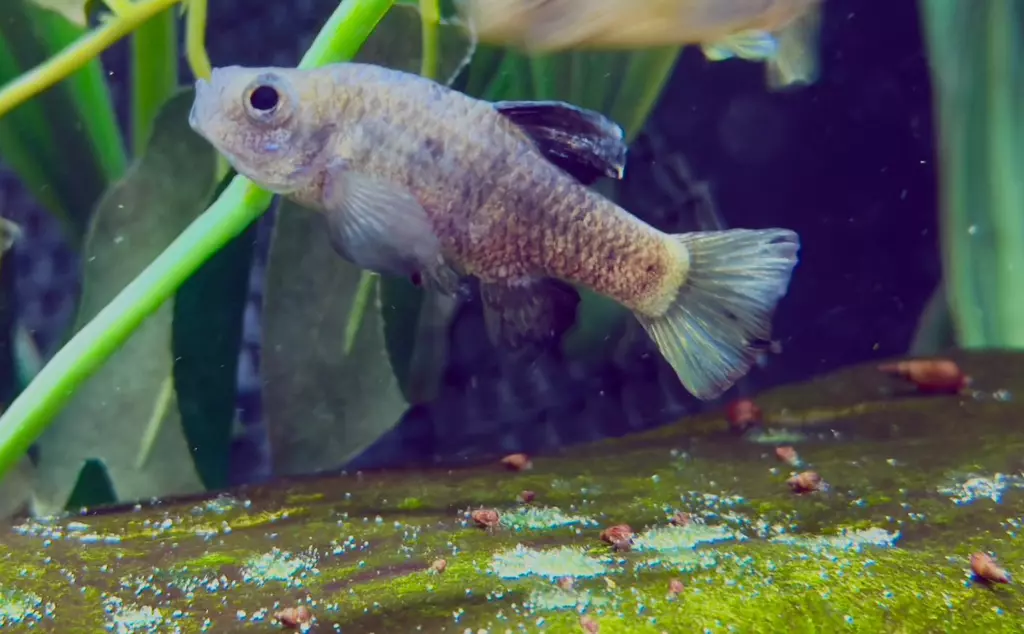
[249, 85, 280, 112]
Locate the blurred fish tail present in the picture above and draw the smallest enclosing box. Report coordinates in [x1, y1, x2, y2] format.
[701, 30, 778, 62]
[636, 229, 800, 400]
[700, 1, 823, 90]
[765, 2, 823, 89]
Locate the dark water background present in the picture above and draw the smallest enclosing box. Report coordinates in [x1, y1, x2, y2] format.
[0, 0, 938, 483]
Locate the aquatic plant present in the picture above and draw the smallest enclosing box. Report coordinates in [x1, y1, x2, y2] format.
[0, 0, 688, 510]
[917, 1, 1024, 351]
[0, 0, 400, 512]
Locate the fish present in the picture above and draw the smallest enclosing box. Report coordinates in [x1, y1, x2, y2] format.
[456, 0, 825, 89]
[188, 63, 800, 400]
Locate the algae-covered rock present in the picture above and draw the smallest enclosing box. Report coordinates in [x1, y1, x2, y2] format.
[2, 351, 1024, 632]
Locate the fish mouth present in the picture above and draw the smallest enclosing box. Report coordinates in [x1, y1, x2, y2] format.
[188, 78, 210, 134]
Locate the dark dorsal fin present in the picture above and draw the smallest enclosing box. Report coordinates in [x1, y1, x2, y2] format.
[493, 100, 627, 185]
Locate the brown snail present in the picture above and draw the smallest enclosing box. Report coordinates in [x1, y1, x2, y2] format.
[878, 359, 970, 394]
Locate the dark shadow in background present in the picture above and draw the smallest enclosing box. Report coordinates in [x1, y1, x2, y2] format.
[634, 0, 938, 389]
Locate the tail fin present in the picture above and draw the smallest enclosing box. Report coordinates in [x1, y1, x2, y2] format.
[636, 229, 800, 400]
[765, 3, 823, 90]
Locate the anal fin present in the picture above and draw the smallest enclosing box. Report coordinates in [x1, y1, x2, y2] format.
[493, 100, 627, 185]
[480, 276, 580, 352]
[321, 160, 459, 294]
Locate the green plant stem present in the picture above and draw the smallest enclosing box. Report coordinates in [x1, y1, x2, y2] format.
[419, 0, 439, 80]
[0, 34, 65, 217]
[344, 272, 379, 355]
[183, 0, 212, 80]
[0, 0, 397, 483]
[0, 0, 181, 119]
[130, 4, 178, 154]
[103, 0, 134, 15]
[29, 4, 128, 184]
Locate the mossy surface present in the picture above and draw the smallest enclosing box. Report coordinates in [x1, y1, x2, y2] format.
[3, 351, 1024, 632]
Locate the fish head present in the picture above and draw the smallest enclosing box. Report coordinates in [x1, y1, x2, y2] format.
[189, 66, 335, 193]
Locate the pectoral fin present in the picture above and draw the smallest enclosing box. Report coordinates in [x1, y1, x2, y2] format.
[493, 100, 627, 185]
[322, 161, 459, 294]
[480, 276, 580, 351]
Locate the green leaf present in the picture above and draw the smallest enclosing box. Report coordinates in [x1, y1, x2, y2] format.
[0, 455, 34, 520]
[0, 0, 127, 242]
[922, 0, 1024, 347]
[25, 0, 87, 26]
[171, 169, 256, 490]
[609, 47, 680, 143]
[0, 0, 396, 489]
[262, 202, 412, 475]
[64, 458, 115, 509]
[130, 4, 179, 155]
[29, 90, 213, 515]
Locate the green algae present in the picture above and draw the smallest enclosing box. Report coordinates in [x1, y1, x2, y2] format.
[173, 552, 241, 572]
[397, 496, 425, 510]
[2, 351, 1024, 632]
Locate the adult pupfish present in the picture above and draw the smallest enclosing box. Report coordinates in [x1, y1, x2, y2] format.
[188, 63, 800, 400]
[457, 0, 825, 89]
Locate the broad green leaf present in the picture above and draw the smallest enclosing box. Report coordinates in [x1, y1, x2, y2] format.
[130, 4, 179, 154]
[64, 458, 115, 509]
[0, 454, 33, 520]
[261, 2, 477, 474]
[30, 90, 214, 515]
[922, 0, 1024, 347]
[0, 0, 126, 243]
[263, 202, 412, 474]
[172, 169, 256, 490]
[25, 0, 87, 26]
